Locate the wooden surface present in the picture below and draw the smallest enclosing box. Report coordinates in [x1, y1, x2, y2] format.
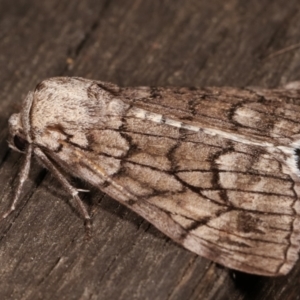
[0, 0, 300, 299]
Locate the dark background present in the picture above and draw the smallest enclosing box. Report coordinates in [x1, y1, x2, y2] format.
[0, 1, 300, 299]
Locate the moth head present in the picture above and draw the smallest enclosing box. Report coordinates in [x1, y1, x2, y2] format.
[8, 113, 28, 153]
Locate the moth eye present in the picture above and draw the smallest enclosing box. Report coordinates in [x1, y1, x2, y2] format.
[13, 135, 27, 152]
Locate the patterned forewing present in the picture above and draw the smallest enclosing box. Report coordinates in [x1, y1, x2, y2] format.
[39, 81, 300, 275]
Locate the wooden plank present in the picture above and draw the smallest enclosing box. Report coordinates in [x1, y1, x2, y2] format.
[0, 0, 300, 299]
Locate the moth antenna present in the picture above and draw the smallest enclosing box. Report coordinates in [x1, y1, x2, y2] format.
[2, 144, 32, 219]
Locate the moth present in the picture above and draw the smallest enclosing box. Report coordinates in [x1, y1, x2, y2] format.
[4, 77, 300, 276]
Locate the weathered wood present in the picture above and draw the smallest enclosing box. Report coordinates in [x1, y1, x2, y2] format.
[0, 0, 300, 299]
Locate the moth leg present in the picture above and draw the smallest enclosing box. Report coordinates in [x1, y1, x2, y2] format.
[77, 188, 90, 193]
[2, 144, 32, 219]
[33, 147, 91, 226]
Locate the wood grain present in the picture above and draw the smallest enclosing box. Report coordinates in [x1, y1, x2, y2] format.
[0, 0, 300, 299]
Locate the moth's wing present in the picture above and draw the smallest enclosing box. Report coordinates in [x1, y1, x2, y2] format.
[119, 85, 300, 276]
[43, 83, 300, 276]
[119, 85, 300, 145]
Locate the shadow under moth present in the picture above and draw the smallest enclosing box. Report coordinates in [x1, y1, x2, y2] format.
[5, 77, 300, 276]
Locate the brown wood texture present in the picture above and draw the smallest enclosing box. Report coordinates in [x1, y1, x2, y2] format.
[0, 0, 300, 299]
